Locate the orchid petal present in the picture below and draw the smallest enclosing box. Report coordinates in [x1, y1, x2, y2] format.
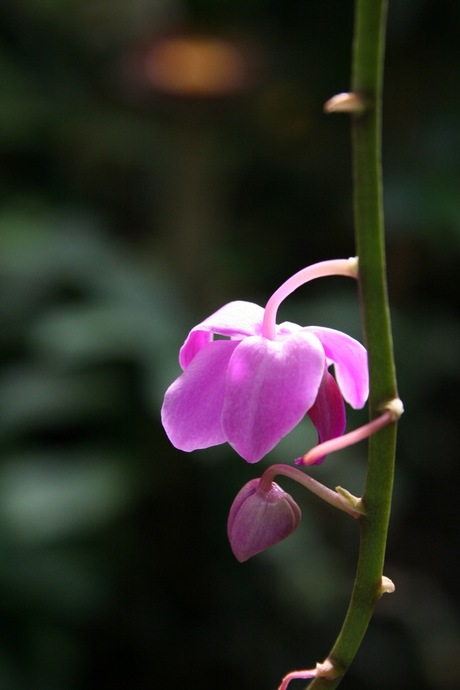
[304, 326, 369, 408]
[179, 301, 264, 369]
[162, 339, 239, 451]
[276, 320, 302, 337]
[222, 332, 325, 463]
[307, 370, 346, 464]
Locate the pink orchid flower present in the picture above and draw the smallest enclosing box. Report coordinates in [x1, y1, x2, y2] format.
[161, 259, 368, 463]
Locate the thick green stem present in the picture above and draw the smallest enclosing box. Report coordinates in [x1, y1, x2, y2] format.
[308, 1, 399, 688]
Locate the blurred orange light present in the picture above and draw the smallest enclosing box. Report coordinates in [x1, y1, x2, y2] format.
[145, 36, 248, 97]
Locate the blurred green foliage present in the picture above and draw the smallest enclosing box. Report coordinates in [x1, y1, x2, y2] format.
[1, 1, 460, 689]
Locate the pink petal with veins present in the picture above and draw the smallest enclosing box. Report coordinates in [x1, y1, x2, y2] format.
[179, 301, 264, 369]
[162, 339, 238, 451]
[222, 332, 325, 462]
[305, 326, 369, 408]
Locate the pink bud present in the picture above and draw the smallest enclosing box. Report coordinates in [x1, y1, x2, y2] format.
[227, 478, 301, 562]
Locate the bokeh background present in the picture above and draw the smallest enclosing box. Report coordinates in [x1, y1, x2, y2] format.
[1, 1, 459, 689]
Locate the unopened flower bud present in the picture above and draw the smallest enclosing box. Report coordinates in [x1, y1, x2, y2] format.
[227, 478, 301, 562]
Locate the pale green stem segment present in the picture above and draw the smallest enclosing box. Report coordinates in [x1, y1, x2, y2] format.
[261, 258, 358, 340]
[307, 1, 399, 688]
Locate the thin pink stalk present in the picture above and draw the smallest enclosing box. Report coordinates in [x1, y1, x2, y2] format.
[278, 659, 338, 690]
[278, 668, 316, 690]
[259, 463, 362, 519]
[262, 257, 358, 340]
[299, 409, 393, 467]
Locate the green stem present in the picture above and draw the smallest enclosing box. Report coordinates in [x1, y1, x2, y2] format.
[309, 1, 399, 688]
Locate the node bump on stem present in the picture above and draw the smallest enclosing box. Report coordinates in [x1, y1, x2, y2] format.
[378, 575, 396, 598]
[324, 92, 367, 115]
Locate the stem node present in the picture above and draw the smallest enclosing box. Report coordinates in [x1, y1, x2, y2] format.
[378, 575, 396, 598]
[324, 92, 367, 115]
[335, 486, 366, 517]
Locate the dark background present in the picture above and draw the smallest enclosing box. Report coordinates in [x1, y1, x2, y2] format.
[1, 1, 459, 689]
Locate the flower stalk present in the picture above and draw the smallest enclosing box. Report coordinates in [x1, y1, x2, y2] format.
[306, 1, 398, 688]
[259, 464, 364, 519]
[262, 257, 358, 340]
[299, 399, 402, 467]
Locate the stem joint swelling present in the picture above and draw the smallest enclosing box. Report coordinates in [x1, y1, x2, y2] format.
[278, 658, 342, 690]
[324, 91, 367, 115]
